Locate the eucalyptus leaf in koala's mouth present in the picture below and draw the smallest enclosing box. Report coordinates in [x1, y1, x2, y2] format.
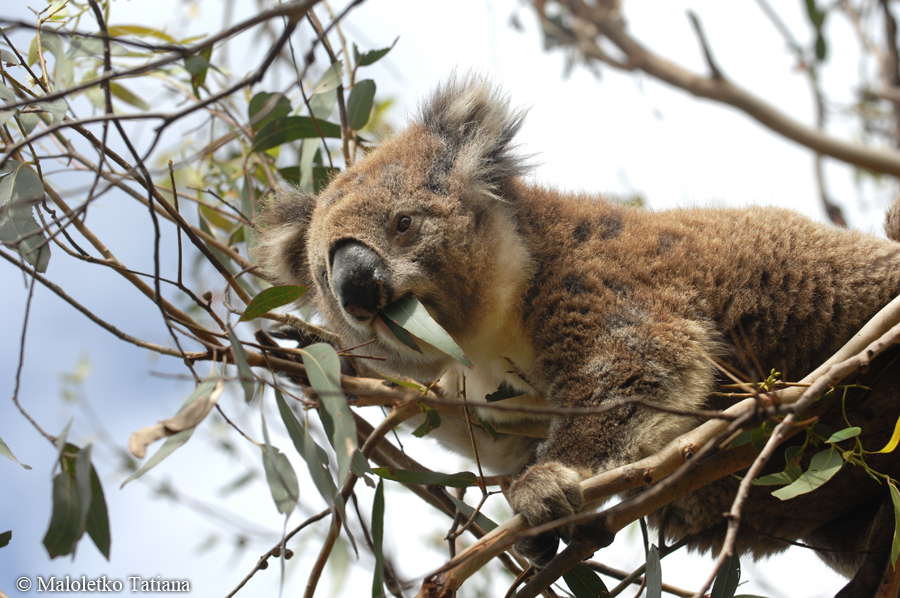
[378, 295, 473, 368]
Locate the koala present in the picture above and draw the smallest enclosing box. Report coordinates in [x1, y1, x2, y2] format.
[255, 76, 900, 597]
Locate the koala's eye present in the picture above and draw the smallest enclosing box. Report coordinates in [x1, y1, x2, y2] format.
[322, 270, 328, 285]
[397, 215, 413, 234]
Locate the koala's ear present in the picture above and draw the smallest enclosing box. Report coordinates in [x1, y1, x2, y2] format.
[419, 76, 528, 198]
[252, 188, 317, 295]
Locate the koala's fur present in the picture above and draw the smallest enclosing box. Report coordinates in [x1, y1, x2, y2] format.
[256, 77, 900, 597]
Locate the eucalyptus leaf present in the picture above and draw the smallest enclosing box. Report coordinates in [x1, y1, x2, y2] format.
[826, 427, 861, 444]
[0, 161, 51, 272]
[248, 92, 291, 131]
[890, 480, 900, 567]
[562, 563, 610, 598]
[354, 37, 398, 67]
[447, 494, 498, 532]
[0, 433, 32, 469]
[121, 371, 221, 487]
[251, 116, 341, 153]
[485, 381, 525, 403]
[43, 471, 82, 558]
[711, 552, 741, 598]
[240, 285, 306, 321]
[412, 405, 441, 438]
[372, 479, 386, 598]
[372, 467, 477, 488]
[0, 530, 10, 549]
[260, 407, 299, 516]
[380, 295, 471, 367]
[227, 328, 255, 403]
[646, 545, 662, 598]
[347, 79, 376, 130]
[302, 343, 357, 486]
[772, 448, 843, 500]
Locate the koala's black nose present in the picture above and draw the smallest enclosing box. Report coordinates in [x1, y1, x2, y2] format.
[330, 241, 393, 321]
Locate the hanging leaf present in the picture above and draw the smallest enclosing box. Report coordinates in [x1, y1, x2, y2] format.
[227, 328, 255, 403]
[43, 470, 82, 558]
[302, 343, 357, 486]
[870, 415, 900, 454]
[239, 285, 307, 321]
[372, 479, 386, 598]
[260, 406, 299, 516]
[347, 79, 376, 130]
[0, 433, 32, 469]
[645, 545, 662, 598]
[377, 313, 421, 352]
[122, 371, 222, 487]
[0, 530, 10, 549]
[562, 563, 610, 598]
[0, 161, 51, 272]
[889, 480, 900, 567]
[313, 61, 343, 94]
[412, 405, 442, 438]
[446, 494, 498, 532]
[372, 467, 477, 488]
[380, 295, 471, 367]
[711, 552, 741, 598]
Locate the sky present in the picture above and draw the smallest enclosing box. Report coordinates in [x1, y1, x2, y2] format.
[1, 0, 892, 597]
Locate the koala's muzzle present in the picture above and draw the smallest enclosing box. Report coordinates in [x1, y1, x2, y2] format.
[330, 241, 393, 321]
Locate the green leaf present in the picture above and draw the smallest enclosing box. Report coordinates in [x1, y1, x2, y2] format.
[121, 371, 221, 488]
[199, 204, 235, 232]
[826, 427, 861, 444]
[0, 530, 10, 548]
[412, 405, 442, 438]
[485, 381, 525, 403]
[43, 471, 83, 558]
[36, 98, 68, 123]
[772, 448, 843, 500]
[302, 343, 357, 486]
[468, 407, 499, 441]
[372, 479, 386, 598]
[260, 444, 299, 516]
[711, 552, 741, 598]
[378, 313, 421, 352]
[260, 406, 299, 516]
[646, 545, 662, 598]
[380, 295, 472, 367]
[379, 374, 428, 393]
[186, 45, 213, 96]
[447, 494, 498, 532]
[74, 444, 94, 540]
[0, 161, 51, 272]
[251, 116, 342, 153]
[354, 37, 398, 67]
[562, 563, 610, 598]
[751, 471, 795, 486]
[106, 25, 177, 43]
[227, 328, 255, 403]
[249, 92, 292, 131]
[0, 433, 32, 469]
[85, 465, 111, 559]
[109, 82, 150, 111]
[240, 285, 307, 321]
[890, 480, 900, 567]
[347, 79, 376, 130]
[1, 50, 20, 65]
[372, 467, 477, 488]
[750, 422, 770, 451]
[314, 61, 343, 94]
[274, 389, 340, 507]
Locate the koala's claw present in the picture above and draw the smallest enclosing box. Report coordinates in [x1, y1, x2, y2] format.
[507, 462, 585, 566]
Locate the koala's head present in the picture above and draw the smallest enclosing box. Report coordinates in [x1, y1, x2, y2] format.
[254, 77, 530, 380]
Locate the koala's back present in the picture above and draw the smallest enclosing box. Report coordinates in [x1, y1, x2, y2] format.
[513, 181, 900, 384]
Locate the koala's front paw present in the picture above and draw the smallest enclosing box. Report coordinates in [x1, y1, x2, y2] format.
[507, 462, 585, 567]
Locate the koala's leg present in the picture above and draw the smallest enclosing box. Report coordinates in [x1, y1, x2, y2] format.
[506, 317, 716, 566]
